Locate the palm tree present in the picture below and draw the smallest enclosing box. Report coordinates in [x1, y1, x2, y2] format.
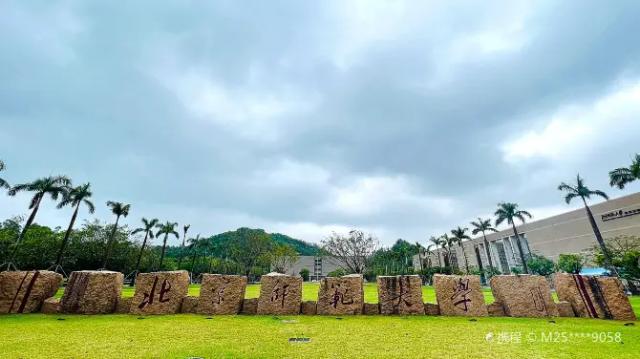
[609, 154, 640, 190]
[54, 183, 95, 268]
[441, 233, 456, 268]
[102, 201, 131, 269]
[424, 244, 434, 269]
[131, 217, 159, 281]
[471, 217, 498, 271]
[429, 236, 443, 267]
[450, 226, 471, 273]
[415, 242, 424, 271]
[558, 174, 615, 274]
[495, 202, 532, 273]
[8, 175, 71, 244]
[177, 224, 191, 268]
[156, 221, 179, 270]
[188, 234, 203, 276]
[0, 160, 9, 189]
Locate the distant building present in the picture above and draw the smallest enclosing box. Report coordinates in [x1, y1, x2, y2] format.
[281, 256, 348, 281]
[413, 191, 640, 274]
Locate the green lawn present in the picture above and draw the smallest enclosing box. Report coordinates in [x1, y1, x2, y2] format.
[1, 284, 635, 358]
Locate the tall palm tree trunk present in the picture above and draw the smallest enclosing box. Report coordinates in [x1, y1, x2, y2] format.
[17, 194, 42, 244]
[582, 198, 616, 274]
[482, 232, 494, 270]
[459, 244, 470, 273]
[437, 250, 442, 267]
[55, 202, 80, 267]
[133, 232, 150, 285]
[102, 216, 121, 269]
[158, 234, 169, 269]
[510, 223, 529, 274]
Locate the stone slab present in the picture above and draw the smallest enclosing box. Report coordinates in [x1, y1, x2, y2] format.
[377, 275, 424, 315]
[198, 274, 246, 315]
[424, 303, 440, 316]
[557, 301, 575, 317]
[241, 298, 258, 315]
[317, 274, 363, 315]
[61, 270, 123, 314]
[129, 270, 189, 315]
[363, 303, 380, 315]
[486, 302, 505, 317]
[0, 270, 62, 314]
[554, 273, 636, 321]
[41, 297, 60, 314]
[434, 274, 487, 317]
[181, 296, 198, 314]
[115, 297, 131, 314]
[257, 273, 302, 315]
[301, 300, 317, 315]
[490, 275, 558, 317]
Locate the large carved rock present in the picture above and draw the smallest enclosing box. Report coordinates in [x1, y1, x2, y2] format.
[0, 271, 62, 314]
[197, 274, 247, 315]
[129, 271, 189, 315]
[317, 274, 364, 315]
[433, 274, 487, 317]
[490, 275, 558, 317]
[41, 297, 60, 314]
[257, 273, 302, 315]
[554, 273, 636, 321]
[61, 271, 123, 314]
[377, 275, 424, 315]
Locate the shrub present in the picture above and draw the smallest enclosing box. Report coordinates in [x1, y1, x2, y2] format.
[299, 268, 310, 281]
[510, 267, 523, 275]
[527, 254, 555, 276]
[558, 253, 585, 274]
[327, 268, 348, 277]
[483, 266, 501, 279]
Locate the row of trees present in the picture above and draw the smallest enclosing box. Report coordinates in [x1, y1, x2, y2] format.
[416, 154, 640, 279]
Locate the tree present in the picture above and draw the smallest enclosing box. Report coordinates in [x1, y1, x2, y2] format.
[495, 202, 532, 273]
[228, 228, 273, 277]
[557, 253, 585, 274]
[450, 226, 471, 273]
[102, 201, 130, 269]
[471, 217, 498, 271]
[415, 242, 424, 271]
[54, 183, 95, 269]
[440, 233, 455, 268]
[155, 221, 179, 270]
[177, 224, 190, 268]
[269, 244, 299, 273]
[558, 174, 615, 274]
[609, 153, 640, 190]
[299, 268, 310, 281]
[591, 235, 640, 294]
[0, 160, 9, 189]
[527, 254, 555, 276]
[321, 230, 378, 274]
[8, 175, 71, 245]
[429, 236, 443, 267]
[131, 217, 159, 281]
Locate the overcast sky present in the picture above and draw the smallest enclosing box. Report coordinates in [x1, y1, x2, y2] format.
[1, 1, 640, 246]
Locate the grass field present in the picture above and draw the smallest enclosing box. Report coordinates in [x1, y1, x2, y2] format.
[0, 284, 637, 358]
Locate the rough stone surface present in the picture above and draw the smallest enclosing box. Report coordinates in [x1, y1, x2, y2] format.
[486, 302, 505, 317]
[557, 301, 575, 317]
[363, 303, 380, 315]
[377, 275, 424, 315]
[129, 271, 189, 315]
[300, 300, 317, 315]
[61, 270, 123, 314]
[0, 270, 62, 314]
[554, 273, 636, 321]
[257, 273, 302, 315]
[115, 297, 131, 314]
[490, 275, 558, 318]
[241, 298, 258, 315]
[424, 303, 440, 316]
[198, 274, 247, 315]
[434, 274, 488, 317]
[41, 297, 60, 314]
[181, 296, 198, 314]
[317, 274, 364, 315]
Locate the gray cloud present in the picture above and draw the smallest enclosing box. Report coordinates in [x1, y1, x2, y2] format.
[2, 0, 640, 245]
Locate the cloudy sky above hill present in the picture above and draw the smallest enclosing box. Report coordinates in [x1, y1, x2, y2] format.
[1, 0, 640, 246]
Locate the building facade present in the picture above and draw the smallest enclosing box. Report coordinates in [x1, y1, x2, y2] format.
[281, 256, 347, 281]
[414, 191, 640, 274]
